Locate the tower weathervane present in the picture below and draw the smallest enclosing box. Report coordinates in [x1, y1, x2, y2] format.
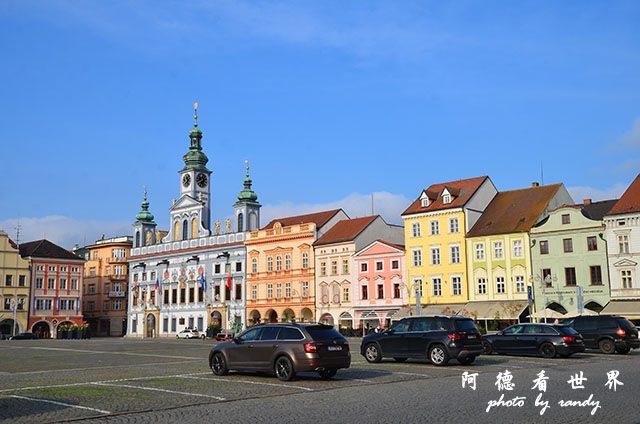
[194, 102, 198, 127]
[245, 160, 249, 176]
[143, 185, 147, 198]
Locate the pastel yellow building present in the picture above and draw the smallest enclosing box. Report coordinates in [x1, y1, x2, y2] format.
[402, 176, 497, 314]
[0, 230, 31, 338]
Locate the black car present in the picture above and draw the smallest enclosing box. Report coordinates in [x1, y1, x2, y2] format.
[209, 323, 350, 381]
[9, 332, 36, 340]
[561, 315, 640, 354]
[482, 323, 585, 358]
[360, 315, 483, 366]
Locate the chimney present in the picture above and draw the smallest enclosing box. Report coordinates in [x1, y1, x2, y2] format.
[583, 199, 592, 205]
[532, 182, 540, 187]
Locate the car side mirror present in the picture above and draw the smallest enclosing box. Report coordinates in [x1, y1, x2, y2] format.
[232, 337, 243, 344]
[385, 329, 395, 334]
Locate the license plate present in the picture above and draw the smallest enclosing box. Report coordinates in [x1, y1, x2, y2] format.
[467, 335, 476, 339]
[327, 346, 342, 351]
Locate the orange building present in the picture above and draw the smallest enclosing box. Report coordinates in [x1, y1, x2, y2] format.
[82, 236, 133, 336]
[245, 209, 347, 324]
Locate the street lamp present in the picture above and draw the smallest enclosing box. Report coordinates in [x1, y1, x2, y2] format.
[291, 289, 303, 323]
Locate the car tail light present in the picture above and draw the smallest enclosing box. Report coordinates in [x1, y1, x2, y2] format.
[448, 334, 466, 340]
[304, 343, 317, 353]
[562, 336, 575, 342]
[616, 329, 626, 337]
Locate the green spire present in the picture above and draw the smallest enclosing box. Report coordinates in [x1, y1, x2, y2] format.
[135, 186, 156, 224]
[236, 160, 260, 205]
[181, 102, 211, 172]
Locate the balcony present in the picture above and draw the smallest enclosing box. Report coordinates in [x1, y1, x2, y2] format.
[108, 274, 127, 281]
[109, 291, 126, 298]
[107, 257, 128, 264]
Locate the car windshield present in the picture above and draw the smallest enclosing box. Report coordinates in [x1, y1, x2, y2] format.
[454, 319, 477, 332]
[614, 317, 635, 330]
[305, 326, 343, 341]
[557, 326, 580, 336]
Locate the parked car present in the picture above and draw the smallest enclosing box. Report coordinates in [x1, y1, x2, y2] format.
[9, 332, 36, 340]
[176, 328, 203, 339]
[209, 323, 351, 381]
[360, 315, 483, 366]
[561, 315, 639, 354]
[482, 323, 584, 358]
[215, 330, 235, 341]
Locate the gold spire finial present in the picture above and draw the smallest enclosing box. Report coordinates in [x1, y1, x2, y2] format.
[194, 102, 198, 127]
[143, 185, 147, 197]
[245, 160, 249, 176]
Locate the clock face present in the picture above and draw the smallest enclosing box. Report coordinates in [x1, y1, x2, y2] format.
[182, 174, 191, 187]
[196, 173, 207, 188]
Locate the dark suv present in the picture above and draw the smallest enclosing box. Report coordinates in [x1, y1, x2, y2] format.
[360, 315, 483, 366]
[209, 323, 350, 381]
[561, 315, 639, 354]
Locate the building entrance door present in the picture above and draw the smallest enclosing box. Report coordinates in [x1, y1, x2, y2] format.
[146, 314, 156, 338]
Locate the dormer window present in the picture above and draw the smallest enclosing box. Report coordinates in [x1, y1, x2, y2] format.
[442, 194, 451, 204]
[420, 191, 431, 208]
[421, 198, 430, 207]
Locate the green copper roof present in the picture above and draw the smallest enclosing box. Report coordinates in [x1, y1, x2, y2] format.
[135, 192, 156, 225]
[181, 122, 211, 172]
[236, 167, 261, 205]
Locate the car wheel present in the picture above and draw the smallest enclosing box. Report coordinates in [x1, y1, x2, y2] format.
[364, 344, 382, 363]
[482, 340, 493, 355]
[539, 342, 556, 358]
[457, 356, 476, 365]
[599, 339, 616, 354]
[275, 356, 296, 381]
[318, 368, 338, 379]
[616, 346, 630, 355]
[393, 357, 408, 363]
[428, 344, 450, 366]
[176, 335, 179, 339]
[211, 353, 228, 376]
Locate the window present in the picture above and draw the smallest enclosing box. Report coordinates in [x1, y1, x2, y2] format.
[285, 282, 291, 298]
[449, 217, 459, 233]
[452, 276, 461, 296]
[411, 222, 421, 238]
[413, 278, 423, 297]
[58, 278, 66, 290]
[377, 284, 384, 299]
[343, 287, 350, 302]
[164, 290, 169, 304]
[142, 272, 147, 281]
[496, 277, 505, 294]
[5, 275, 12, 286]
[180, 288, 186, 304]
[45, 299, 53, 310]
[430, 220, 439, 235]
[512, 240, 523, 258]
[587, 236, 597, 251]
[361, 285, 368, 300]
[477, 278, 486, 295]
[105, 266, 111, 276]
[442, 193, 451, 204]
[376, 261, 383, 271]
[302, 252, 309, 269]
[215, 264, 221, 274]
[104, 300, 110, 311]
[493, 242, 503, 259]
[251, 285, 257, 300]
[540, 240, 549, 255]
[393, 283, 401, 298]
[71, 279, 78, 290]
[88, 284, 95, 294]
[189, 287, 195, 303]
[276, 255, 282, 271]
[18, 276, 25, 286]
[563, 238, 573, 253]
[267, 284, 273, 299]
[320, 262, 327, 276]
[342, 259, 349, 274]
[430, 247, 440, 265]
[590, 266, 602, 285]
[172, 288, 178, 304]
[618, 234, 630, 254]
[475, 243, 485, 261]
[421, 198, 429, 207]
[235, 283, 241, 300]
[105, 283, 110, 293]
[450, 245, 460, 264]
[565, 268, 577, 286]
[432, 278, 442, 296]
[361, 263, 368, 272]
[413, 248, 422, 267]
[251, 258, 257, 274]
[182, 220, 189, 240]
[331, 261, 338, 275]
[515, 275, 525, 293]
[87, 301, 94, 311]
[621, 270, 633, 289]
[234, 262, 241, 272]
[48, 278, 55, 289]
[302, 281, 309, 297]
[68, 299, 75, 311]
[267, 256, 273, 272]
[562, 214, 571, 224]
[391, 260, 399, 270]
[94, 251, 99, 260]
[89, 267, 96, 277]
[113, 300, 122, 310]
[60, 299, 68, 310]
[285, 254, 291, 270]
[542, 268, 552, 287]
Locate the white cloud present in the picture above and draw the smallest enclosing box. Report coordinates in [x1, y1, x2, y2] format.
[567, 184, 627, 203]
[616, 117, 640, 150]
[261, 192, 411, 226]
[0, 216, 131, 250]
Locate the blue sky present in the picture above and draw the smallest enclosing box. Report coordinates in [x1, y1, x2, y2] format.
[1, 1, 640, 248]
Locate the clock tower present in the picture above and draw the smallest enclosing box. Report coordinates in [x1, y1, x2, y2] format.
[166, 104, 213, 242]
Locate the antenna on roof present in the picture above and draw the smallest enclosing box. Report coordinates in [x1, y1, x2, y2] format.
[371, 193, 374, 215]
[540, 161, 544, 186]
[14, 221, 21, 245]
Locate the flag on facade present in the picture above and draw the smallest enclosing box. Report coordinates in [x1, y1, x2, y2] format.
[55, 298, 59, 311]
[227, 268, 232, 291]
[34, 297, 37, 312]
[155, 278, 159, 291]
[200, 272, 206, 292]
[77, 297, 80, 312]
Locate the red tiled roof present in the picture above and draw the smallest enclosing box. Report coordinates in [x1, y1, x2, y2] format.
[376, 239, 405, 251]
[402, 176, 489, 216]
[607, 174, 640, 215]
[314, 216, 379, 246]
[19, 239, 85, 261]
[467, 184, 562, 237]
[262, 209, 344, 230]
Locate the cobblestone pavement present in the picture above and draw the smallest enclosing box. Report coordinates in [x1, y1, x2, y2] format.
[1, 338, 639, 423]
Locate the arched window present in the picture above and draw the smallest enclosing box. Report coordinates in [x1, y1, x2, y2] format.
[285, 254, 291, 270]
[302, 252, 309, 269]
[183, 220, 189, 240]
[174, 221, 180, 241]
[238, 213, 244, 232]
[135, 231, 140, 247]
[251, 258, 258, 274]
[267, 256, 273, 272]
[276, 255, 282, 271]
[192, 218, 197, 239]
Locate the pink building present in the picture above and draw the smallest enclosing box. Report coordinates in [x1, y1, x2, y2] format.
[353, 240, 406, 330]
